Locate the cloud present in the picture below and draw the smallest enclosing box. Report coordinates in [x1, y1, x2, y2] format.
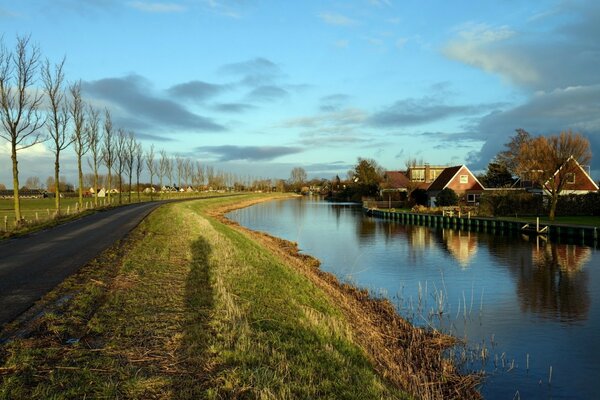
[212, 103, 255, 113]
[219, 57, 283, 86]
[282, 108, 367, 129]
[318, 12, 358, 27]
[319, 94, 351, 112]
[443, 4, 600, 91]
[127, 1, 185, 13]
[196, 145, 303, 161]
[199, 0, 241, 18]
[0, 7, 18, 18]
[333, 39, 349, 48]
[167, 80, 229, 101]
[468, 84, 600, 171]
[133, 132, 176, 142]
[395, 37, 408, 49]
[246, 85, 288, 102]
[82, 74, 226, 132]
[369, 95, 503, 128]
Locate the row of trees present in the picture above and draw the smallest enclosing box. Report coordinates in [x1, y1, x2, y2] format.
[0, 36, 278, 224]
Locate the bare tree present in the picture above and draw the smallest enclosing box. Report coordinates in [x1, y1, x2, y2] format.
[0, 35, 46, 222]
[158, 149, 168, 190]
[43, 57, 73, 214]
[183, 158, 193, 189]
[115, 128, 128, 204]
[518, 130, 591, 220]
[86, 106, 101, 206]
[165, 157, 174, 188]
[145, 144, 156, 200]
[176, 156, 184, 189]
[194, 161, 205, 190]
[498, 128, 531, 178]
[102, 109, 115, 202]
[25, 176, 41, 189]
[134, 139, 143, 202]
[123, 131, 136, 203]
[69, 81, 89, 208]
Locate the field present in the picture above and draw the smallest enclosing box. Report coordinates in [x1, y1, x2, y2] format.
[0, 194, 476, 399]
[0, 192, 221, 232]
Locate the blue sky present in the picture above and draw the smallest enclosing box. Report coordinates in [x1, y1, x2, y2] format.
[1, 0, 599, 185]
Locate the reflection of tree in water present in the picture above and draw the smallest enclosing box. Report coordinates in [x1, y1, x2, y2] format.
[440, 230, 478, 268]
[470, 235, 591, 322]
[519, 243, 591, 322]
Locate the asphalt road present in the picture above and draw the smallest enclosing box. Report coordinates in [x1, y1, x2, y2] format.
[0, 201, 163, 328]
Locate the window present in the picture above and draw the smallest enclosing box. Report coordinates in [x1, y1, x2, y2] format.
[566, 172, 576, 184]
[460, 175, 468, 184]
[467, 194, 475, 202]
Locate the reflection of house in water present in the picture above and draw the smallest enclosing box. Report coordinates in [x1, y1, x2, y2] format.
[441, 230, 478, 268]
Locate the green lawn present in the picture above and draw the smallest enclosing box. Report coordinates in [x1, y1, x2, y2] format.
[502, 215, 600, 227]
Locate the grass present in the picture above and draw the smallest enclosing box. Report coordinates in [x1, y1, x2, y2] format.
[0, 193, 415, 399]
[500, 215, 600, 226]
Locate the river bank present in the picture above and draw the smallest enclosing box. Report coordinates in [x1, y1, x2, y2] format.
[0, 194, 478, 399]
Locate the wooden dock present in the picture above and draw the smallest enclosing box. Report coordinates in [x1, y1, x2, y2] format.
[363, 207, 599, 247]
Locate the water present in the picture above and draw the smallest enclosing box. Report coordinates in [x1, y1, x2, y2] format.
[227, 197, 600, 399]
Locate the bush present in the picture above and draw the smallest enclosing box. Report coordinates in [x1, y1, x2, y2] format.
[435, 188, 458, 206]
[410, 188, 428, 206]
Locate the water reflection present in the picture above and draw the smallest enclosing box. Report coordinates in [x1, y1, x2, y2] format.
[520, 242, 591, 322]
[441, 230, 478, 268]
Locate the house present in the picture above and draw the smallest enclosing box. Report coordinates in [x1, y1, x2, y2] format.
[381, 171, 410, 193]
[406, 164, 448, 184]
[427, 165, 485, 206]
[544, 156, 599, 195]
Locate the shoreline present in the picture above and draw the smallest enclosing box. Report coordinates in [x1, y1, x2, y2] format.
[213, 195, 481, 399]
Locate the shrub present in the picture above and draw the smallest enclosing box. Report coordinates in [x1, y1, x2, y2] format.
[435, 188, 458, 206]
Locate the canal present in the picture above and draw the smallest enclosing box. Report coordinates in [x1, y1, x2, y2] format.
[227, 197, 600, 399]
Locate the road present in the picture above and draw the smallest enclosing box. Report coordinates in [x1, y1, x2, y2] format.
[0, 201, 163, 328]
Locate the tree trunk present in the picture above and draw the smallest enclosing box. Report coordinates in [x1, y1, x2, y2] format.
[548, 193, 558, 221]
[54, 155, 61, 215]
[128, 174, 132, 203]
[93, 166, 98, 207]
[11, 143, 21, 223]
[136, 177, 140, 202]
[107, 170, 112, 203]
[78, 157, 84, 208]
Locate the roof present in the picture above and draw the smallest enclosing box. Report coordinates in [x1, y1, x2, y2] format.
[427, 165, 463, 192]
[382, 170, 409, 189]
[544, 156, 599, 191]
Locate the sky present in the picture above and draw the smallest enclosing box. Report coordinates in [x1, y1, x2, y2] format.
[1, 0, 599, 186]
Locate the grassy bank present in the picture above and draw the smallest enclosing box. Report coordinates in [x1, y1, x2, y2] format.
[1, 194, 476, 399]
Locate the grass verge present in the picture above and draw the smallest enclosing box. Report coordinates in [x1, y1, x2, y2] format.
[1, 193, 478, 399]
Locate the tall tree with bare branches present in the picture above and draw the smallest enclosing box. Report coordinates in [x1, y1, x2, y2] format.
[176, 156, 184, 189]
[115, 128, 128, 204]
[102, 109, 115, 203]
[518, 130, 592, 220]
[43, 57, 73, 214]
[158, 149, 168, 190]
[145, 144, 155, 200]
[0, 35, 46, 223]
[134, 140, 143, 202]
[69, 81, 89, 208]
[86, 106, 101, 206]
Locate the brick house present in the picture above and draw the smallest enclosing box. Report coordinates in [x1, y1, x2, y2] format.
[427, 165, 485, 206]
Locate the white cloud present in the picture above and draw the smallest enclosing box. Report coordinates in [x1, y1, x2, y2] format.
[443, 23, 539, 86]
[318, 12, 358, 27]
[127, 1, 185, 13]
[395, 37, 408, 49]
[334, 39, 349, 48]
[0, 142, 51, 157]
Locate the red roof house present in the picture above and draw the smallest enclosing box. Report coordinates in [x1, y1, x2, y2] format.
[427, 165, 485, 206]
[544, 156, 599, 195]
